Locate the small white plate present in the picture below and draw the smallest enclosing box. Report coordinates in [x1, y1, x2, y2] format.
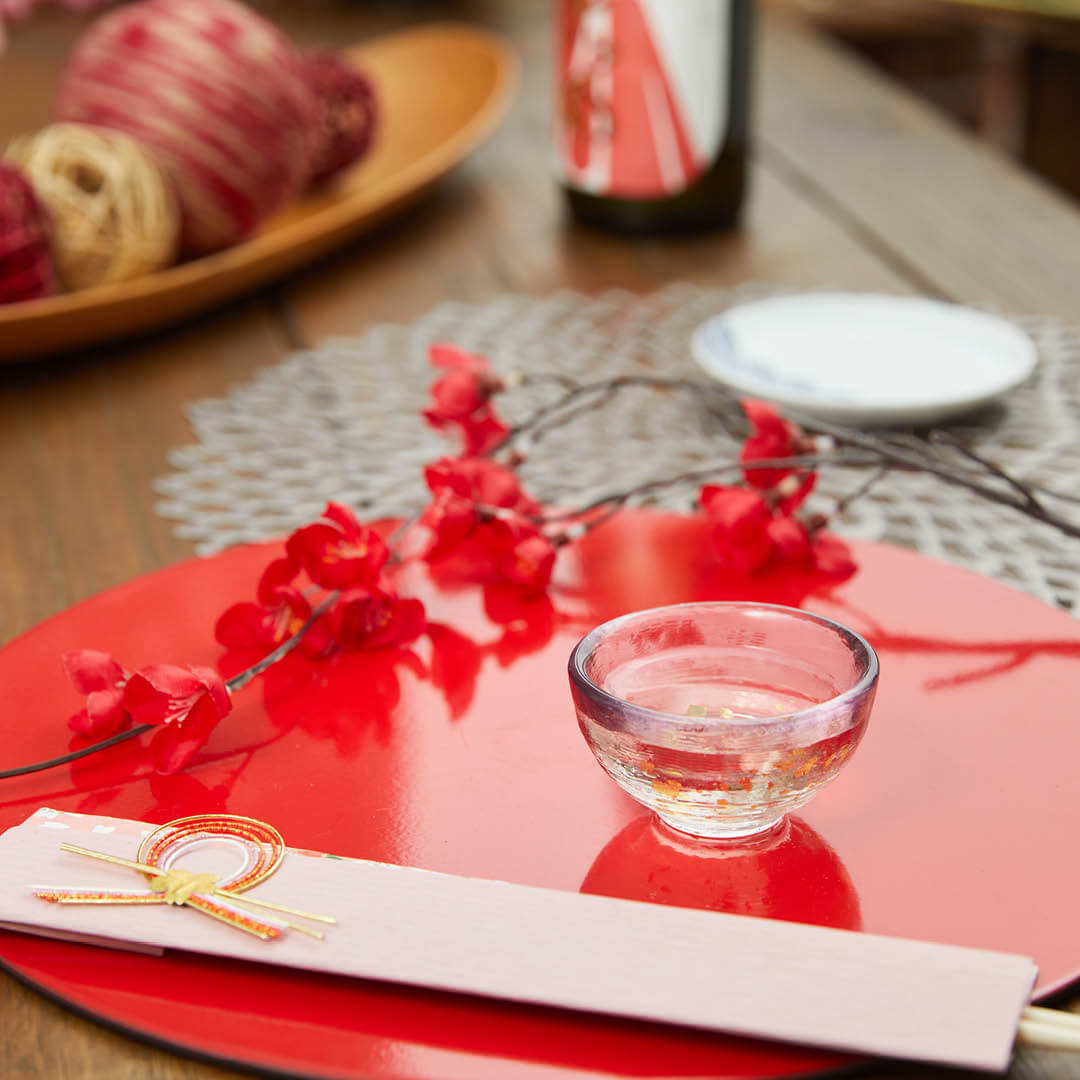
[690, 293, 1037, 426]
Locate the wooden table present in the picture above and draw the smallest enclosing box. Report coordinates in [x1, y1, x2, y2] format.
[792, 0, 1080, 188]
[2, 1, 1080, 1077]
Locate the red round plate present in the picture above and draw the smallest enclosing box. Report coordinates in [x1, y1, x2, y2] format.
[2, 510, 1079, 1080]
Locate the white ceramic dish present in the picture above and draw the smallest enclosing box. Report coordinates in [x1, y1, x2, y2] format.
[690, 293, 1037, 426]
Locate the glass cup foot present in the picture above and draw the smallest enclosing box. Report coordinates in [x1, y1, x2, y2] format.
[654, 808, 787, 841]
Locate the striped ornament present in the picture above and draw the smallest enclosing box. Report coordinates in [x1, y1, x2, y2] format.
[53, 0, 318, 256]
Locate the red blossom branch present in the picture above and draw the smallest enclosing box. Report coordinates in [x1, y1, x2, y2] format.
[498, 371, 1080, 542]
[2, 341, 1075, 783]
[0, 594, 340, 781]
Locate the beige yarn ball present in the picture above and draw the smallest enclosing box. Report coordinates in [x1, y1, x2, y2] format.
[4, 123, 179, 291]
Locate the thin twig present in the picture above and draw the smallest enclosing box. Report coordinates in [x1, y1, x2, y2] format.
[534, 452, 882, 524]
[520, 372, 580, 392]
[0, 724, 153, 780]
[492, 374, 739, 456]
[526, 385, 620, 448]
[929, 430, 1045, 514]
[832, 464, 890, 519]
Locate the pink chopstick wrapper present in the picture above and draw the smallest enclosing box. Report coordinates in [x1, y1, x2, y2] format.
[0, 808, 1036, 1071]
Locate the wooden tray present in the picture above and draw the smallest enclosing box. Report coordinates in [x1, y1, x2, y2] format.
[0, 23, 518, 361]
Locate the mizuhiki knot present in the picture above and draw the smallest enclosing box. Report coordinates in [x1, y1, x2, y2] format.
[150, 868, 218, 906]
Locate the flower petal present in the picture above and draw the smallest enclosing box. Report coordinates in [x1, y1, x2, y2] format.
[82, 686, 133, 737]
[766, 516, 812, 565]
[149, 694, 220, 774]
[428, 343, 491, 375]
[256, 556, 300, 605]
[419, 489, 477, 559]
[424, 458, 472, 499]
[124, 665, 203, 726]
[189, 665, 232, 719]
[461, 411, 511, 457]
[492, 524, 556, 592]
[321, 500, 364, 538]
[812, 534, 858, 581]
[150, 734, 209, 775]
[214, 602, 267, 650]
[700, 484, 774, 576]
[739, 398, 808, 489]
[61, 649, 126, 694]
[67, 707, 95, 736]
[427, 369, 491, 422]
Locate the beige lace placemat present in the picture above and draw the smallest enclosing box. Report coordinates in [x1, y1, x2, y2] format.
[154, 283, 1080, 610]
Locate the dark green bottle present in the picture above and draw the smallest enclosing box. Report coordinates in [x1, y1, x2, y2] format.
[556, 0, 754, 234]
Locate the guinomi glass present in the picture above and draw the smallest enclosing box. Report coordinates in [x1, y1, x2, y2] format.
[569, 602, 879, 839]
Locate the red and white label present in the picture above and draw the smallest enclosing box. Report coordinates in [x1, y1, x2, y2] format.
[556, 0, 731, 198]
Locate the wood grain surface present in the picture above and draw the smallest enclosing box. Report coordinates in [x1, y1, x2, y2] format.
[1, 1, 1078, 1077]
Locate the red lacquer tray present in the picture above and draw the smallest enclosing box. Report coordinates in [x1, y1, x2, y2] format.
[2, 510, 1080, 1079]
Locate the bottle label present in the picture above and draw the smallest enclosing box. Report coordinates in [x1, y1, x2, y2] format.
[556, 0, 732, 198]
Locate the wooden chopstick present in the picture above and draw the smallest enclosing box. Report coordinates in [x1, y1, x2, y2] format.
[1017, 1006, 1080, 1051]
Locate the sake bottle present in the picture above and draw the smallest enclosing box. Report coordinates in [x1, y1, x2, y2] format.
[555, 0, 754, 233]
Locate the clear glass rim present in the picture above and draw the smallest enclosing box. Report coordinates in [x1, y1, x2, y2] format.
[568, 600, 879, 732]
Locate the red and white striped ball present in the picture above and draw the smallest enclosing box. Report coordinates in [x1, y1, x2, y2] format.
[301, 52, 378, 187]
[53, 0, 318, 256]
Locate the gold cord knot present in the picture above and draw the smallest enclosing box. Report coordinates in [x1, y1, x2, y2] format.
[150, 868, 218, 906]
[47, 831, 335, 940]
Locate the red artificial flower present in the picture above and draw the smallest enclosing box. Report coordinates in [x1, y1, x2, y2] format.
[286, 501, 389, 590]
[424, 344, 503, 419]
[764, 515, 856, 580]
[421, 457, 542, 558]
[739, 399, 814, 490]
[699, 484, 774, 575]
[485, 519, 558, 593]
[214, 556, 332, 657]
[765, 515, 812, 565]
[62, 649, 132, 737]
[809, 533, 857, 581]
[422, 343, 509, 455]
[330, 586, 426, 651]
[426, 456, 540, 512]
[700, 484, 858, 582]
[459, 411, 511, 457]
[419, 484, 478, 559]
[123, 664, 233, 774]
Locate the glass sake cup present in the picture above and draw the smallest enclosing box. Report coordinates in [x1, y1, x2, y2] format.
[569, 602, 879, 839]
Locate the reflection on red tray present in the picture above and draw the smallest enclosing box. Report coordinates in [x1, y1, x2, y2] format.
[2, 510, 1079, 1079]
[583, 814, 862, 931]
